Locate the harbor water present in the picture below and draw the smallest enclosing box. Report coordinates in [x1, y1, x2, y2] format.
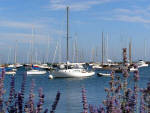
[3, 66, 150, 113]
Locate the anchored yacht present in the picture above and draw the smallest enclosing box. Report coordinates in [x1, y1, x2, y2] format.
[52, 7, 95, 78]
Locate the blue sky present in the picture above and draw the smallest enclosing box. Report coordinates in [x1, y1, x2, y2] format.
[0, 0, 150, 63]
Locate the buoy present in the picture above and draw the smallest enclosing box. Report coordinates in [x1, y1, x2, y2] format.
[49, 75, 53, 79]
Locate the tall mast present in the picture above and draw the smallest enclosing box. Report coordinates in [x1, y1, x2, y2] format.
[75, 38, 78, 63]
[14, 40, 18, 64]
[129, 40, 132, 64]
[66, 6, 69, 62]
[106, 32, 108, 62]
[47, 34, 50, 63]
[102, 32, 104, 65]
[144, 40, 146, 60]
[7, 47, 11, 64]
[59, 39, 62, 63]
[92, 47, 95, 62]
[31, 25, 34, 64]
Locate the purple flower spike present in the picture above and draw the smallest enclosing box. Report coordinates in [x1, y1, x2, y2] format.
[18, 92, 23, 113]
[28, 79, 35, 113]
[50, 91, 61, 113]
[81, 88, 88, 113]
[37, 88, 44, 113]
[8, 76, 15, 104]
[133, 64, 139, 82]
[0, 68, 5, 112]
[140, 95, 146, 113]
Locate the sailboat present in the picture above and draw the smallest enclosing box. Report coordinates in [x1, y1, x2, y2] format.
[27, 67, 46, 75]
[52, 7, 95, 78]
[27, 26, 46, 75]
[6, 44, 18, 75]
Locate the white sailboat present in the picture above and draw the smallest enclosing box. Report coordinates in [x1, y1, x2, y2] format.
[53, 68, 95, 78]
[27, 69, 46, 75]
[52, 7, 95, 78]
[27, 26, 46, 75]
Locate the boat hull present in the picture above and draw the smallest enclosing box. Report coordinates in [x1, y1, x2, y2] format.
[27, 70, 46, 75]
[5, 71, 16, 75]
[52, 69, 95, 78]
[97, 73, 111, 77]
[138, 64, 148, 68]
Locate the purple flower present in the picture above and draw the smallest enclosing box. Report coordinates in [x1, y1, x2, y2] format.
[81, 88, 88, 113]
[37, 88, 44, 113]
[50, 91, 61, 113]
[28, 79, 35, 113]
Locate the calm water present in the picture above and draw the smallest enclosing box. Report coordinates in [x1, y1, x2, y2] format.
[3, 66, 150, 113]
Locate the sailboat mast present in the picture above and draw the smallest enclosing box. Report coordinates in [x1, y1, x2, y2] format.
[129, 40, 132, 64]
[102, 32, 104, 65]
[14, 40, 18, 64]
[31, 26, 34, 64]
[67, 6, 69, 62]
[144, 40, 146, 60]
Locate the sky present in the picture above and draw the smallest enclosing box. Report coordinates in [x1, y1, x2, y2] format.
[0, 0, 150, 63]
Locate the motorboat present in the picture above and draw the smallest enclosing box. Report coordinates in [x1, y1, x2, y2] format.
[136, 60, 148, 68]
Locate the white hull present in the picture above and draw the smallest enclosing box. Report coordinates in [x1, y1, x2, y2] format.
[129, 67, 138, 72]
[138, 64, 148, 68]
[8, 65, 15, 68]
[92, 65, 102, 69]
[97, 73, 111, 77]
[15, 64, 23, 68]
[52, 69, 95, 78]
[27, 70, 46, 75]
[5, 71, 16, 75]
[137, 60, 148, 68]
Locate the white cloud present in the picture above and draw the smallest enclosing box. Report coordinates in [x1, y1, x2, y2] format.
[0, 21, 44, 29]
[115, 15, 150, 23]
[0, 33, 51, 45]
[0, 19, 65, 39]
[100, 6, 150, 24]
[48, 0, 117, 11]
